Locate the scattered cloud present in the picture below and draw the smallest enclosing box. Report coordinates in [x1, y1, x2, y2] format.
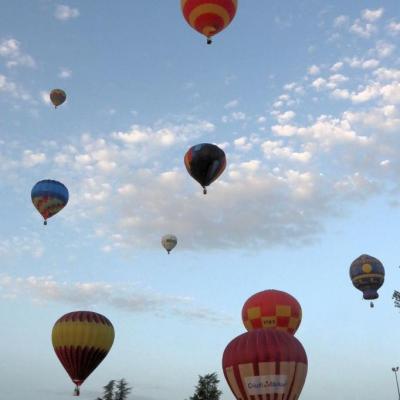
[0, 275, 232, 323]
[350, 20, 377, 38]
[224, 99, 239, 109]
[333, 15, 349, 28]
[0, 38, 35, 68]
[361, 8, 384, 22]
[58, 67, 72, 78]
[22, 150, 46, 167]
[374, 41, 395, 58]
[54, 5, 80, 21]
[40, 90, 51, 105]
[308, 65, 320, 75]
[0, 235, 44, 259]
[387, 21, 400, 35]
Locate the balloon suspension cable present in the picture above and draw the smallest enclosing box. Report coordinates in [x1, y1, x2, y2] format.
[370, 301, 374, 308]
[203, 187, 207, 195]
[167, 250, 170, 255]
[207, 37, 212, 45]
[44, 220, 47, 226]
[73, 385, 80, 396]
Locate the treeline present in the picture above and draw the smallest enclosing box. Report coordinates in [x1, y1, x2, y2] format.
[96, 379, 132, 400]
[96, 372, 222, 400]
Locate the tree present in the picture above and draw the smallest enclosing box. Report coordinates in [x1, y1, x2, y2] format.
[114, 378, 132, 400]
[189, 373, 222, 400]
[96, 379, 115, 400]
[393, 290, 400, 308]
[103, 380, 115, 400]
[96, 379, 132, 400]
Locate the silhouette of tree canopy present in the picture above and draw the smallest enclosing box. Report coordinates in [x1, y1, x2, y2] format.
[188, 372, 222, 400]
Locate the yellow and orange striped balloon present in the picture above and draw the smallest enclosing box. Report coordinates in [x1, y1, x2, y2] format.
[52, 311, 114, 396]
[181, 0, 238, 44]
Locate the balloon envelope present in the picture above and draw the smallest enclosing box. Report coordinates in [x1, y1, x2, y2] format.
[52, 311, 114, 394]
[181, 0, 238, 43]
[162, 234, 178, 254]
[222, 329, 307, 400]
[350, 254, 385, 300]
[31, 179, 69, 224]
[184, 143, 226, 194]
[242, 289, 302, 335]
[50, 88, 66, 108]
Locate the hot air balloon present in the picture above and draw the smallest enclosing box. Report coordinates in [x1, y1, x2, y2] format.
[242, 289, 302, 335]
[50, 88, 66, 108]
[52, 311, 115, 396]
[31, 179, 69, 225]
[223, 329, 308, 400]
[184, 143, 226, 194]
[162, 234, 177, 254]
[181, 0, 238, 44]
[350, 254, 385, 308]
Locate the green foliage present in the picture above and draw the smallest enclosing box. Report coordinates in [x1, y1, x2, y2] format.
[103, 380, 115, 400]
[114, 378, 132, 400]
[96, 378, 132, 400]
[189, 372, 222, 400]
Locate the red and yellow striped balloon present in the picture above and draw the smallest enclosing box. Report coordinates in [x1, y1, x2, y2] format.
[181, 0, 238, 44]
[52, 311, 115, 396]
[223, 329, 308, 400]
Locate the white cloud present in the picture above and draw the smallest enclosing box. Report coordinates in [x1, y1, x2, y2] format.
[375, 41, 395, 58]
[296, 115, 371, 149]
[330, 62, 343, 72]
[346, 57, 379, 70]
[331, 88, 350, 100]
[361, 8, 384, 22]
[312, 77, 327, 90]
[349, 82, 400, 104]
[257, 116, 267, 124]
[232, 111, 246, 120]
[224, 99, 239, 109]
[387, 21, 400, 35]
[40, 90, 52, 105]
[334, 15, 349, 28]
[350, 20, 377, 38]
[54, 5, 80, 21]
[22, 150, 46, 167]
[308, 65, 320, 75]
[271, 124, 298, 137]
[380, 82, 400, 104]
[262, 140, 311, 163]
[0, 38, 35, 68]
[234, 136, 252, 151]
[112, 128, 150, 144]
[329, 74, 348, 85]
[58, 67, 72, 78]
[0, 235, 44, 259]
[0, 74, 18, 97]
[0, 275, 232, 323]
[334, 172, 379, 200]
[362, 59, 380, 69]
[276, 110, 296, 124]
[374, 68, 400, 81]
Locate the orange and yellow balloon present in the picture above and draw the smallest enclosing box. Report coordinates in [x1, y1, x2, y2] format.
[242, 290, 302, 335]
[181, 0, 238, 44]
[52, 311, 115, 396]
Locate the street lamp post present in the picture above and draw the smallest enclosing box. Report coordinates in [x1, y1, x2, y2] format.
[392, 367, 400, 399]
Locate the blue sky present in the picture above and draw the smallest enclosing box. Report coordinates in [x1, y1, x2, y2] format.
[1, 1, 400, 399]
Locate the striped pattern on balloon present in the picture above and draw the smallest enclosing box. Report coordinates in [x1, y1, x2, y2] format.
[181, 0, 238, 44]
[52, 311, 114, 396]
